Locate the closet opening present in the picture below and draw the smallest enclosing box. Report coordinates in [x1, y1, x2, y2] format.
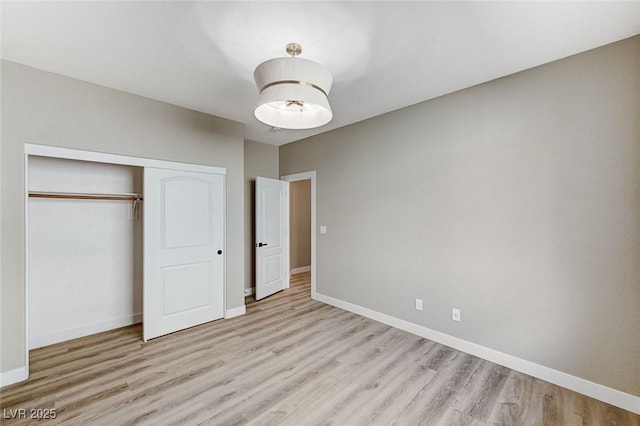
[27, 156, 144, 349]
[24, 143, 228, 368]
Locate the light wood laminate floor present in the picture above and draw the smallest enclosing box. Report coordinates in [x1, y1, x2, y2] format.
[1, 272, 638, 425]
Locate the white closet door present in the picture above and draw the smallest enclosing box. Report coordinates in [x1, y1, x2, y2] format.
[143, 167, 224, 341]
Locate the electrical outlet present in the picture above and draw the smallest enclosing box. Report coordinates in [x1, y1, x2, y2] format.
[415, 298, 423, 311]
[452, 308, 461, 322]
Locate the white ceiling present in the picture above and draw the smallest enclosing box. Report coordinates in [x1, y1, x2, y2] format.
[2, 1, 639, 146]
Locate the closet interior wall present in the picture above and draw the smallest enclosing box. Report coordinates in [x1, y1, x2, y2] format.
[28, 156, 143, 349]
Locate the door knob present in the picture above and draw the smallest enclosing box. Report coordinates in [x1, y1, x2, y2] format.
[258, 242, 268, 247]
[217, 250, 222, 255]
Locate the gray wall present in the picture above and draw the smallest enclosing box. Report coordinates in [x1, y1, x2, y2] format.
[244, 139, 279, 292]
[290, 180, 311, 269]
[1, 61, 245, 374]
[280, 36, 640, 396]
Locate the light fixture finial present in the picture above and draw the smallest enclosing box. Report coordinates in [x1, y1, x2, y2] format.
[286, 43, 302, 57]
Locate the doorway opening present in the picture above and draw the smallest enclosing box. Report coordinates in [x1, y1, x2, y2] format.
[281, 172, 317, 299]
[289, 179, 311, 294]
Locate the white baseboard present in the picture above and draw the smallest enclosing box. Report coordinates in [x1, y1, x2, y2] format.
[243, 288, 253, 297]
[290, 265, 311, 276]
[0, 366, 29, 388]
[314, 292, 640, 415]
[225, 305, 246, 319]
[29, 313, 142, 350]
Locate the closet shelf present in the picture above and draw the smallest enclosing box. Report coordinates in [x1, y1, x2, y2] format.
[29, 191, 143, 201]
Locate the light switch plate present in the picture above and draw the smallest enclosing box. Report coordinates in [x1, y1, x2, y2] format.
[320, 226, 327, 234]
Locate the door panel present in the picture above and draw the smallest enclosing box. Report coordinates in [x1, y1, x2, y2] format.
[162, 177, 212, 248]
[264, 185, 283, 246]
[256, 177, 289, 300]
[162, 262, 212, 315]
[144, 167, 224, 341]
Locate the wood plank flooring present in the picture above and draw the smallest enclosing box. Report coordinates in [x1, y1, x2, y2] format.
[1, 272, 638, 425]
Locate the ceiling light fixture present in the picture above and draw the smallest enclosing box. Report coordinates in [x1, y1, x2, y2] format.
[253, 43, 333, 130]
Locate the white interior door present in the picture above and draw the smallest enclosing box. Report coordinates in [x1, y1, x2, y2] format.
[144, 167, 224, 341]
[256, 177, 289, 300]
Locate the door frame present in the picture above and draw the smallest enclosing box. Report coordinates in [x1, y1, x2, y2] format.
[280, 171, 317, 299]
[23, 144, 227, 376]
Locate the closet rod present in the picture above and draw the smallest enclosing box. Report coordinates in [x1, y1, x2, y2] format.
[29, 191, 143, 201]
